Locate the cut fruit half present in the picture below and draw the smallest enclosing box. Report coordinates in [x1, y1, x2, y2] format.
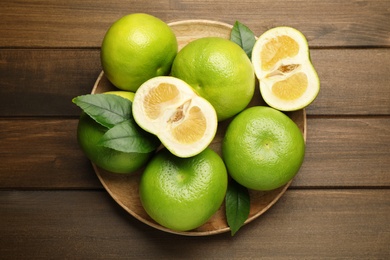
[132, 76, 218, 158]
[252, 27, 320, 111]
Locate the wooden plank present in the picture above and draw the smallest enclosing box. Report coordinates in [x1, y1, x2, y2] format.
[0, 119, 100, 189]
[293, 117, 390, 187]
[1, 117, 389, 189]
[0, 189, 389, 258]
[308, 48, 390, 115]
[1, 48, 390, 117]
[0, 49, 101, 117]
[0, 0, 389, 48]
[170, 0, 390, 48]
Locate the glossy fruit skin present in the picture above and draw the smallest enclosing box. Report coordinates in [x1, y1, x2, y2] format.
[222, 106, 305, 191]
[77, 91, 156, 174]
[104, 90, 135, 101]
[139, 148, 228, 231]
[171, 37, 255, 121]
[101, 13, 178, 92]
[77, 113, 154, 174]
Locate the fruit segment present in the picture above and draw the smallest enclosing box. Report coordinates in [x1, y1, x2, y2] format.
[170, 106, 207, 144]
[132, 76, 218, 158]
[272, 72, 308, 100]
[261, 35, 299, 71]
[144, 83, 180, 119]
[252, 27, 320, 111]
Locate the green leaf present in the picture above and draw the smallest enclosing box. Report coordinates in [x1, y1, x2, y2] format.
[72, 94, 132, 129]
[225, 179, 250, 236]
[230, 21, 256, 58]
[98, 119, 160, 153]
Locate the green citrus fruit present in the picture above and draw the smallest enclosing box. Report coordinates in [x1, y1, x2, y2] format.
[222, 106, 305, 191]
[251, 27, 320, 111]
[104, 90, 135, 101]
[101, 13, 178, 92]
[139, 147, 228, 231]
[171, 37, 255, 121]
[77, 91, 157, 174]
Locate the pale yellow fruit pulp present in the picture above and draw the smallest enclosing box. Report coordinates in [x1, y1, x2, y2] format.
[252, 27, 320, 111]
[132, 76, 218, 158]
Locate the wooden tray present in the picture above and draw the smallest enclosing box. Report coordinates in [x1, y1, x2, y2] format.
[91, 20, 307, 236]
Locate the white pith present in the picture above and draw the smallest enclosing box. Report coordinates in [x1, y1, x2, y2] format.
[252, 27, 320, 111]
[132, 76, 218, 158]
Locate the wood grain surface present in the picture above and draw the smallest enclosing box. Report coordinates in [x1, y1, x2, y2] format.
[1, 190, 389, 258]
[1, 49, 389, 116]
[0, 0, 389, 258]
[1, 0, 389, 47]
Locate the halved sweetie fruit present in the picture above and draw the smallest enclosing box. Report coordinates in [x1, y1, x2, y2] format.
[132, 76, 218, 158]
[251, 26, 320, 111]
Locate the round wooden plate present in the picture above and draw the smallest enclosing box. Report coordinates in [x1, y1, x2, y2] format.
[91, 20, 307, 236]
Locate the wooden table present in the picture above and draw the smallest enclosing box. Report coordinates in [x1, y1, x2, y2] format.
[1, 1, 389, 258]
